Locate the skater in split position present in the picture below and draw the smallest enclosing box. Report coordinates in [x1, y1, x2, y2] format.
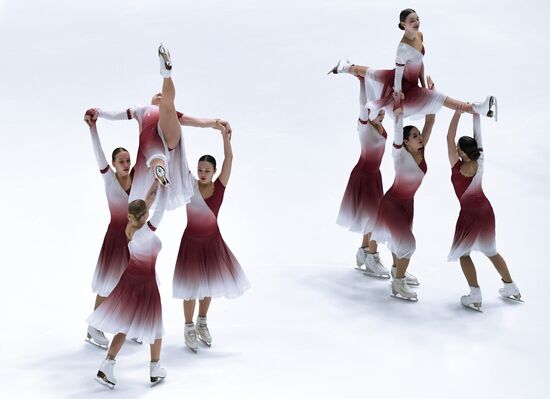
[371, 113, 435, 301]
[336, 75, 390, 279]
[172, 124, 250, 352]
[83, 116, 133, 350]
[86, 44, 232, 210]
[446, 111, 521, 311]
[329, 8, 497, 121]
[87, 180, 168, 389]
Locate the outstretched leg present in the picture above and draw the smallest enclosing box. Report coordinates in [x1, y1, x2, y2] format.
[158, 45, 182, 150]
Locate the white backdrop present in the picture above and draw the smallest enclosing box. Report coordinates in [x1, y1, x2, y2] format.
[1, 0, 549, 398]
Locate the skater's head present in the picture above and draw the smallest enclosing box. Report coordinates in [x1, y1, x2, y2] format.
[128, 199, 148, 227]
[197, 155, 217, 184]
[398, 8, 419, 32]
[403, 125, 423, 152]
[457, 137, 481, 161]
[111, 147, 131, 177]
[151, 92, 163, 106]
[369, 109, 385, 124]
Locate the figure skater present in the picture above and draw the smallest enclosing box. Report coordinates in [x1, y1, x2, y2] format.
[172, 125, 250, 352]
[336, 75, 390, 279]
[446, 110, 522, 311]
[83, 116, 133, 350]
[87, 181, 168, 389]
[371, 113, 435, 301]
[329, 9, 497, 121]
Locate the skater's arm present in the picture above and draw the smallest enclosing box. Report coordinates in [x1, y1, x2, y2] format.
[473, 114, 483, 154]
[419, 62, 426, 88]
[180, 115, 233, 138]
[447, 111, 461, 167]
[217, 125, 233, 187]
[145, 179, 160, 210]
[84, 113, 109, 173]
[420, 114, 435, 147]
[148, 187, 166, 230]
[96, 108, 134, 121]
[393, 116, 404, 148]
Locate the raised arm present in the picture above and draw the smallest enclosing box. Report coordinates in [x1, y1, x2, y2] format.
[145, 179, 160, 210]
[420, 114, 435, 147]
[97, 108, 134, 121]
[394, 115, 404, 148]
[148, 187, 166, 230]
[447, 111, 461, 167]
[217, 124, 233, 187]
[179, 115, 232, 138]
[473, 114, 483, 151]
[84, 113, 109, 173]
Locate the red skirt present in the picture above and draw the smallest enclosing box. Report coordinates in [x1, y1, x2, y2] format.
[91, 224, 129, 297]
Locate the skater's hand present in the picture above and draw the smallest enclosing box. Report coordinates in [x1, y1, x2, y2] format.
[84, 108, 99, 127]
[394, 107, 404, 118]
[219, 120, 232, 139]
[393, 91, 405, 101]
[427, 75, 435, 90]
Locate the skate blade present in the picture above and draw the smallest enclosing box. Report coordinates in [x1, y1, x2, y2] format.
[186, 346, 198, 353]
[85, 338, 108, 350]
[150, 376, 165, 386]
[362, 270, 391, 279]
[198, 336, 212, 347]
[462, 303, 483, 312]
[95, 374, 115, 390]
[390, 293, 418, 302]
[130, 337, 143, 345]
[502, 295, 524, 303]
[487, 96, 497, 120]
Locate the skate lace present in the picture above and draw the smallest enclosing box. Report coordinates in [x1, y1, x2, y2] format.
[98, 330, 107, 339]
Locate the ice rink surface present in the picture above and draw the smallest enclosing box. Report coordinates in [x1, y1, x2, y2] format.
[0, 0, 548, 397]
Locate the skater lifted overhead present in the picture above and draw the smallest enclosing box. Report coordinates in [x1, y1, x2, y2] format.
[172, 123, 250, 353]
[83, 117, 133, 350]
[371, 112, 436, 302]
[329, 8, 498, 121]
[85, 44, 232, 210]
[87, 180, 168, 389]
[446, 111, 522, 311]
[336, 75, 390, 279]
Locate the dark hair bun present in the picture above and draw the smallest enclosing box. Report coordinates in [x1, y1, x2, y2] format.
[469, 150, 481, 161]
[398, 22, 404, 30]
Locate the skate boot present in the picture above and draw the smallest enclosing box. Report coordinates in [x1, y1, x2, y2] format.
[184, 322, 199, 353]
[363, 251, 390, 279]
[130, 337, 143, 344]
[150, 361, 167, 385]
[158, 43, 172, 78]
[472, 96, 498, 121]
[196, 316, 212, 347]
[391, 266, 419, 286]
[391, 277, 418, 301]
[154, 164, 170, 187]
[355, 247, 367, 270]
[96, 358, 117, 389]
[327, 59, 351, 75]
[499, 281, 523, 302]
[461, 286, 482, 312]
[86, 325, 109, 350]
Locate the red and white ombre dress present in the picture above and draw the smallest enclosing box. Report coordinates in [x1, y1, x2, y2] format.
[172, 178, 250, 300]
[337, 77, 387, 234]
[371, 118, 427, 259]
[448, 115, 497, 261]
[366, 41, 445, 120]
[89, 125, 131, 298]
[87, 192, 167, 344]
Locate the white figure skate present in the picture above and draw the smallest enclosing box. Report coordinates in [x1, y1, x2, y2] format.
[154, 164, 170, 187]
[391, 277, 418, 301]
[356, 248, 390, 279]
[391, 266, 419, 286]
[461, 286, 483, 312]
[184, 322, 199, 353]
[96, 358, 117, 389]
[150, 361, 167, 385]
[158, 43, 172, 78]
[130, 337, 143, 344]
[472, 96, 498, 121]
[327, 59, 351, 75]
[499, 281, 523, 302]
[196, 316, 212, 347]
[85, 326, 109, 350]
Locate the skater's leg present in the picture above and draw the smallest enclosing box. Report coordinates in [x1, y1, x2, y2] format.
[184, 300, 196, 324]
[107, 333, 126, 360]
[158, 77, 182, 150]
[361, 233, 371, 249]
[444, 97, 474, 113]
[198, 297, 212, 317]
[394, 257, 411, 279]
[488, 253, 513, 283]
[149, 339, 162, 362]
[348, 65, 367, 77]
[94, 295, 106, 310]
[391, 253, 398, 267]
[459, 256, 479, 287]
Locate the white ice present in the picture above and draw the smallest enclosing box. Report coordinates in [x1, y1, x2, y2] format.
[0, 0, 548, 398]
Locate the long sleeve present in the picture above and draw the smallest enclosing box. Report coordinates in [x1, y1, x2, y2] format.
[393, 116, 404, 148]
[89, 125, 109, 173]
[359, 78, 370, 121]
[148, 189, 167, 230]
[98, 108, 134, 121]
[394, 45, 407, 93]
[473, 114, 483, 149]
